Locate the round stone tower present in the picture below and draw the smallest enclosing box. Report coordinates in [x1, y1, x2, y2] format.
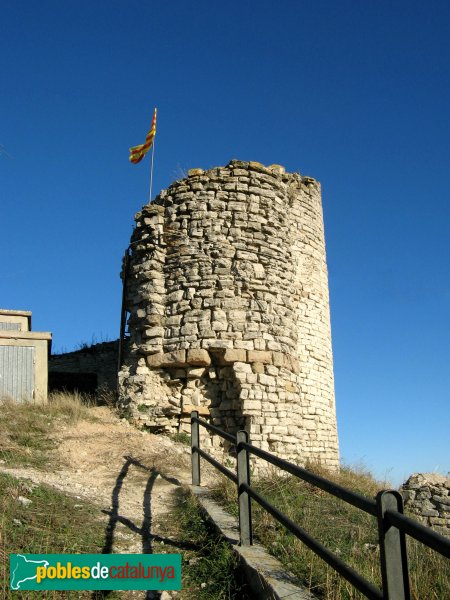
[119, 160, 339, 469]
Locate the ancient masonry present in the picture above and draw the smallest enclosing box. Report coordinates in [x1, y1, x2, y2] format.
[49, 341, 119, 394]
[401, 473, 450, 538]
[118, 160, 339, 469]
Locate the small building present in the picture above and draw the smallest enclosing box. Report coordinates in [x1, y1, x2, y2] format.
[0, 309, 52, 403]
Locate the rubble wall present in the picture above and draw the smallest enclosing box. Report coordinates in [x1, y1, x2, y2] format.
[401, 473, 450, 537]
[49, 341, 119, 393]
[119, 160, 339, 468]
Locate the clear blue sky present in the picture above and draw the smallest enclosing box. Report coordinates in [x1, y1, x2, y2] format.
[2, 1, 449, 487]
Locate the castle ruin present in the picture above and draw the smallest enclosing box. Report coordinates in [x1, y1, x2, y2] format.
[118, 160, 339, 469]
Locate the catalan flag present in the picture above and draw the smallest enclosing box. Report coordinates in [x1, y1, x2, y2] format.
[129, 108, 157, 164]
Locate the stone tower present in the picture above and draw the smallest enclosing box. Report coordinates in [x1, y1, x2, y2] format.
[119, 160, 339, 469]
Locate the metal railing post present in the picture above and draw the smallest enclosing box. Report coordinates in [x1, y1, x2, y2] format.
[191, 411, 200, 486]
[376, 490, 410, 600]
[237, 430, 252, 545]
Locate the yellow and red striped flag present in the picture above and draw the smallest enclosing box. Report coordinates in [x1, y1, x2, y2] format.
[129, 108, 157, 164]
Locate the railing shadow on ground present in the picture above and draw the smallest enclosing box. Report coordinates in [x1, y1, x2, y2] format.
[190, 410, 450, 600]
[92, 455, 197, 600]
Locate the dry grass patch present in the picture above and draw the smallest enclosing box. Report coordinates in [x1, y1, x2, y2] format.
[211, 463, 449, 599]
[0, 392, 95, 469]
[0, 472, 120, 599]
[163, 486, 251, 600]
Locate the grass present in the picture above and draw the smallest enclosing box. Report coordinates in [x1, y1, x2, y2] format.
[0, 392, 120, 597]
[0, 390, 246, 599]
[211, 463, 450, 600]
[0, 472, 120, 599]
[169, 431, 191, 446]
[0, 392, 95, 469]
[4, 392, 445, 598]
[164, 487, 250, 600]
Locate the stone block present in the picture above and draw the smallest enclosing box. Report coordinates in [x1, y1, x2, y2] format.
[146, 353, 164, 367]
[266, 365, 279, 376]
[167, 290, 184, 303]
[221, 348, 247, 363]
[203, 339, 233, 350]
[271, 352, 284, 369]
[188, 168, 204, 177]
[144, 326, 164, 338]
[182, 403, 209, 416]
[258, 374, 275, 386]
[273, 426, 288, 434]
[432, 495, 450, 506]
[151, 350, 187, 367]
[234, 340, 255, 350]
[187, 349, 211, 366]
[268, 164, 285, 175]
[211, 321, 227, 331]
[181, 323, 198, 336]
[186, 367, 206, 378]
[429, 517, 449, 526]
[247, 350, 272, 364]
[283, 354, 300, 373]
[285, 381, 298, 393]
[242, 400, 262, 411]
[229, 310, 247, 322]
[251, 362, 265, 374]
[233, 361, 252, 373]
[421, 509, 440, 517]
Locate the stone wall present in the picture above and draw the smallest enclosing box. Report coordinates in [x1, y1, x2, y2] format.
[119, 160, 339, 469]
[401, 473, 450, 537]
[49, 341, 118, 393]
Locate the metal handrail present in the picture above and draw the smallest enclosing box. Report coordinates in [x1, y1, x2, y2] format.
[242, 482, 383, 600]
[191, 415, 236, 444]
[239, 440, 378, 516]
[196, 447, 238, 484]
[385, 509, 450, 558]
[190, 411, 450, 600]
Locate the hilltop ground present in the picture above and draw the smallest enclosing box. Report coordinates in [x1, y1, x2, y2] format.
[0, 403, 219, 599]
[2, 399, 448, 600]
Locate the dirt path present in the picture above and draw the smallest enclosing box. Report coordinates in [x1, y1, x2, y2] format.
[1, 406, 214, 599]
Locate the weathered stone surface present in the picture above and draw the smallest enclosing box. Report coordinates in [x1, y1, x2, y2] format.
[49, 340, 118, 392]
[118, 160, 339, 470]
[182, 404, 209, 415]
[147, 350, 186, 368]
[186, 349, 211, 366]
[145, 353, 163, 367]
[221, 349, 247, 364]
[400, 473, 450, 538]
[248, 350, 272, 364]
[188, 168, 204, 177]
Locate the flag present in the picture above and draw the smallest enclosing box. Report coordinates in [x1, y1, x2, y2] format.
[129, 108, 157, 164]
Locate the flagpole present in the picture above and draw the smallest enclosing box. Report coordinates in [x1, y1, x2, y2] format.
[149, 138, 155, 203]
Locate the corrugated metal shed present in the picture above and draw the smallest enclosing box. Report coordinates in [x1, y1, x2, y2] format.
[0, 345, 35, 401]
[0, 309, 51, 403]
[0, 322, 21, 331]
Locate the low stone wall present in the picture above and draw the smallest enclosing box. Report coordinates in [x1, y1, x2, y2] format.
[49, 341, 119, 394]
[400, 473, 450, 537]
